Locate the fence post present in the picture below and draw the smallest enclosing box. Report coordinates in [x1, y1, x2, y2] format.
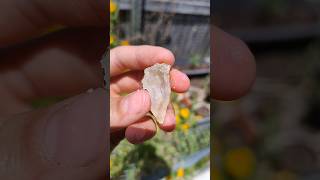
[130, 0, 143, 37]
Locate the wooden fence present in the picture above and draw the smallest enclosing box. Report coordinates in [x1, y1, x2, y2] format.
[115, 0, 210, 69]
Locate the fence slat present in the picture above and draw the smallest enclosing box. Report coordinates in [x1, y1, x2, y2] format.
[130, 0, 143, 37]
[118, 0, 210, 15]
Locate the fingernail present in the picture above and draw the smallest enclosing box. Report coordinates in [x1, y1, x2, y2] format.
[121, 90, 149, 115]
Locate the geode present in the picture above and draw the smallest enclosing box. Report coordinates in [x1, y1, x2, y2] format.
[142, 63, 171, 124]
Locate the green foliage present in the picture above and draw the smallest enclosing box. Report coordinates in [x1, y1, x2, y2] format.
[189, 54, 202, 68]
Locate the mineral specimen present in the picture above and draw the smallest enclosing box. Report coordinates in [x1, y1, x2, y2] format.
[142, 63, 171, 124]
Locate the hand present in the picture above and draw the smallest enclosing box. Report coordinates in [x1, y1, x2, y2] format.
[212, 26, 256, 101]
[110, 45, 190, 150]
[0, 0, 256, 178]
[0, 0, 108, 180]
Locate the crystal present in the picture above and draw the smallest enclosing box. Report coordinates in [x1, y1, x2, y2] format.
[142, 63, 171, 124]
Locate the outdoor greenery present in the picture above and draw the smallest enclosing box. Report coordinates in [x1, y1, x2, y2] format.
[110, 1, 210, 179]
[189, 54, 202, 69]
[111, 93, 210, 179]
[110, 0, 129, 48]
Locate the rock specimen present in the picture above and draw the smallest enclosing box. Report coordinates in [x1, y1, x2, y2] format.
[142, 63, 171, 124]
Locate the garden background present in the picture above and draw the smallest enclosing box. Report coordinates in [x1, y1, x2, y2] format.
[110, 0, 211, 179]
[213, 0, 320, 179]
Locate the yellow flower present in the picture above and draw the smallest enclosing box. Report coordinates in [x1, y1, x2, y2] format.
[181, 123, 190, 133]
[180, 108, 190, 119]
[224, 147, 255, 179]
[120, 40, 130, 46]
[110, 0, 117, 14]
[176, 115, 181, 124]
[110, 35, 116, 45]
[177, 168, 184, 178]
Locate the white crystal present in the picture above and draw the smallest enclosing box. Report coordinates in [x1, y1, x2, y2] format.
[142, 63, 171, 124]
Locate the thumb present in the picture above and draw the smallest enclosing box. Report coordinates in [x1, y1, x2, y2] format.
[110, 89, 151, 131]
[0, 88, 107, 180]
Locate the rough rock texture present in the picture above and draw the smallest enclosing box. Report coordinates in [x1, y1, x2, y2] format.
[142, 63, 171, 124]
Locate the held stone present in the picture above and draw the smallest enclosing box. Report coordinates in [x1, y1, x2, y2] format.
[142, 63, 171, 124]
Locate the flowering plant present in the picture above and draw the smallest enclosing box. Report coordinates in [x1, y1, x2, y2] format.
[110, 0, 119, 48]
[172, 93, 204, 134]
[110, 92, 210, 179]
[110, 0, 129, 48]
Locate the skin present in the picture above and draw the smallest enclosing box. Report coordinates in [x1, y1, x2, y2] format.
[0, 0, 256, 179]
[212, 26, 256, 100]
[110, 45, 190, 149]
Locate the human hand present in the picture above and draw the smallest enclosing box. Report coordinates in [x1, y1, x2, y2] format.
[212, 26, 256, 100]
[0, 0, 108, 180]
[110, 45, 190, 150]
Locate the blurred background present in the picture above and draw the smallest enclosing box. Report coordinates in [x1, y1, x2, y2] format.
[110, 0, 210, 179]
[213, 0, 320, 179]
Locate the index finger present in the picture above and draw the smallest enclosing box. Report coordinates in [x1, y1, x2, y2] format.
[110, 45, 175, 76]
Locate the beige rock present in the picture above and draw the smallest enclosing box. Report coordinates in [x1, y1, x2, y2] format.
[142, 63, 171, 124]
